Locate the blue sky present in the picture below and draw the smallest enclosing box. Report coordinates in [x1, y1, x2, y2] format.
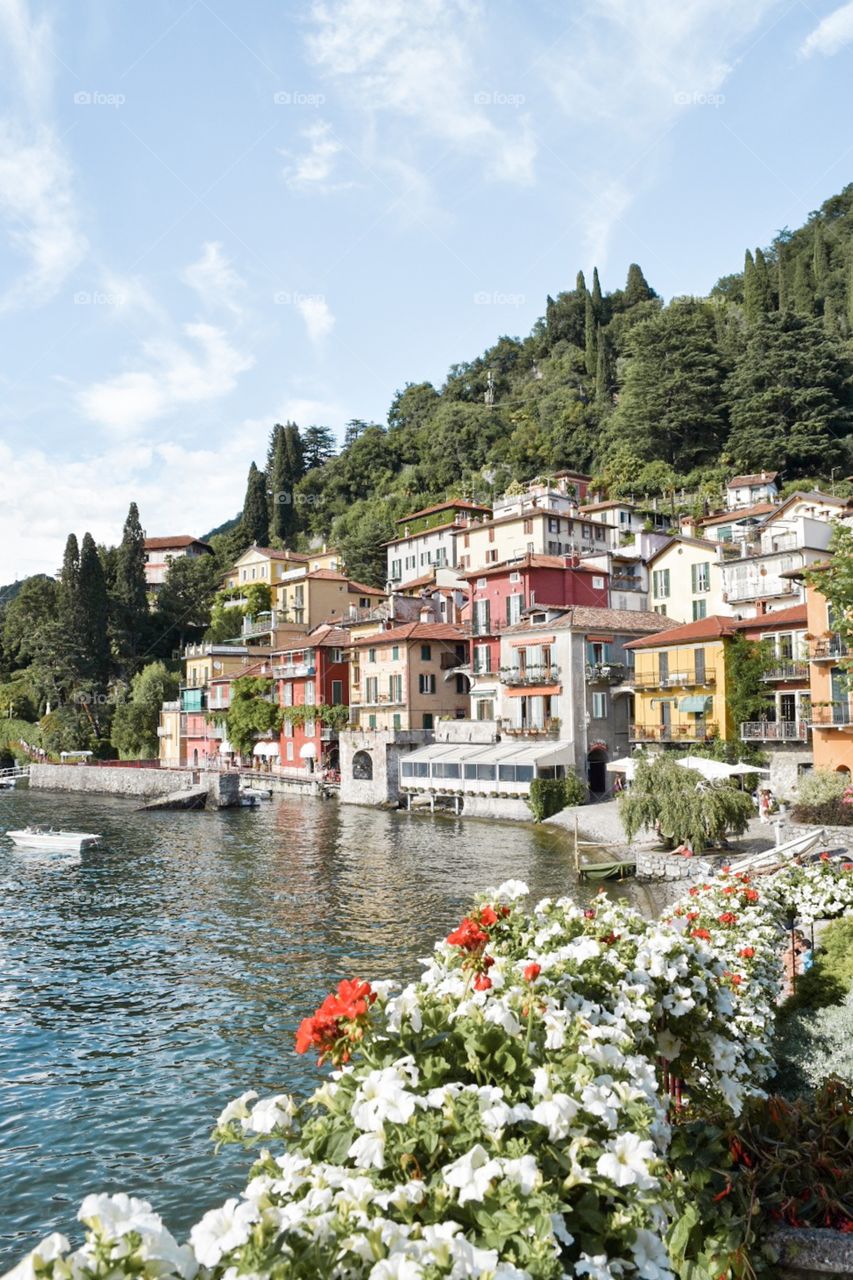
[1, 0, 853, 583]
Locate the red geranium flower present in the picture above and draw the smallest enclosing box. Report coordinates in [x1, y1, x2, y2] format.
[479, 905, 498, 927]
[295, 978, 376, 1065]
[744, 888, 759, 903]
[474, 973, 492, 992]
[739, 946, 755, 959]
[583, 908, 596, 919]
[447, 917, 489, 951]
[718, 912, 737, 926]
[691, 928, 712, 941]
[524, 962, 541, 983]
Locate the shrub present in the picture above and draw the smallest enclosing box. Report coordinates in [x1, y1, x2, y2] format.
[783, 916, 853, 1013]
[791, 797, 853, 826]
[621, 754, 754, 850]
[527, 771, 587, 821]
[563, 767, 588, 807]
[796, 768, 849, 807]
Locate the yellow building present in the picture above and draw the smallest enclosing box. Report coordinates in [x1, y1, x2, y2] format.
[275, 570, 384, 629]
[222, 545, 309, 592]
[625, 616, 738, 746]
[646, 536, 729, 623]
[348, 622, 469, 731]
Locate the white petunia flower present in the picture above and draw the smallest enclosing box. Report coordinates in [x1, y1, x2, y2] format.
[215, 1090, 258, 1128]
[245, 1093, 296, 1135]
[190, 1198, 259, 1268]
[442, 1144, 502, 1205]
[489, 879, 529, 901]
[2, 1234, 69, 1280]
[596, 1132, 658, 1190]
[348, 1130, 387, 1169]
[630, 1228, 674, 1279]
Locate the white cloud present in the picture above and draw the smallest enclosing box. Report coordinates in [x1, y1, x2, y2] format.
[800, 2, 853, 57]
[296, 294, 335, 343]
[181, 241, 246, 315]
[78, 322, 255, 433]
[282, 119, 348, 191]
[0, 1, 87, 309]
[0, 399, 349, 583]
[306, 0, 536, 185]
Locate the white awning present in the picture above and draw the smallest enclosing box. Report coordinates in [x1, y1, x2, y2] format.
[253, 741, 280, 756]
[299, 743, 317, 758]
[606, 756, 636, 780]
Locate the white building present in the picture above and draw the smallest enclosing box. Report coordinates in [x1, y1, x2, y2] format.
[725, 471, 780, 510]
[143, 535, 213, 588]
[385, 500, 492, 591]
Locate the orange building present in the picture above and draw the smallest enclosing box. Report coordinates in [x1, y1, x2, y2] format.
[805, 579, 853, 775]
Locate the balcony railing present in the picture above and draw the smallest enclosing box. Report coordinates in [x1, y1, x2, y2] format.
[810, 702, 853, 727]
[273, 663, 316, 679]
[610, 576, 643, 591]
[585, 662, 627, 684]
[740, 720, 810, 742]
[763, 662, 809, 681]
[631, 670, 716, 689]
[811, 636, 849, 661]
[499, 663, 561, 686]
[724, 579, 796, 602]
[629, 722, 719, 742]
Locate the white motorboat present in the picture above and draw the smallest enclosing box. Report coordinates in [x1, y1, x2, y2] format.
[6, 826, 101, 852]
[730, 827, 828, 873]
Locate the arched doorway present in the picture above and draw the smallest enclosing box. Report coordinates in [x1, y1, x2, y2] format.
[192, 748, 199, 768]
[352, 750, 373, 780]
[587, 746, 608, 796]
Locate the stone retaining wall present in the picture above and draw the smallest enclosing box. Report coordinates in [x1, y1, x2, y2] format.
[634, 848, 717, 880]
[766, 1227, 853, 1277]
[783, 823, 852, 851]
[29, 764, 239, 808]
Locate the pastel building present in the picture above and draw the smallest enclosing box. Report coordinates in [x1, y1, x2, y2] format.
[273, 624, 350, 775]
[626, 617, 737, 748]
[385, 500, 492, 591]
[646, 536, 729, 623]
[143, 535, 213, 589]
[348, 622, 469, 731]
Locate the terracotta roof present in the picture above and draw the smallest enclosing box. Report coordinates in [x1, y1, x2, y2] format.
[504, 606, 681, 637]
[144, 535, 212, 551]
[395, 499, 492, 524]
[578, 500, 632, 513]
[625, 615, 739, 649]
[727, 472, 779, 488]
[472, 509, 600, 534]
[348, 621, 466, 648]
[305, 623, 352, 647]
[767, 490, 848, 519]
[463, 553, 603, 580]
[733, 604, 808, 632]
[384, 520, 466, 547]
[698, 502, 777, 527]
[346, 579, 386, 596]
[242, 546, 308, 562]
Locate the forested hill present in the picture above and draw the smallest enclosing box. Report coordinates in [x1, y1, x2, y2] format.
[252, 182, 853, 584]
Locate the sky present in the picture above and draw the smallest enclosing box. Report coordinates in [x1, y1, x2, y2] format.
[1, 0, 853, 584]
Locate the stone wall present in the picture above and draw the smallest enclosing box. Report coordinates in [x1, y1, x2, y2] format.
[782, 822, 852, 852]
[767, 749, 813, 802]
[29, 763, 240, 808]
[339, 729, 429, 806]
[635, 848, 717, 880]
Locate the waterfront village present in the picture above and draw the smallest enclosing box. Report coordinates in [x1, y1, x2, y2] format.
[145, 467, 849, 820]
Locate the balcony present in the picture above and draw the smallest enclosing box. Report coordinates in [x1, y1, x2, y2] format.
[161, 700, 180, 712]
[763, 662, 809, 681]
[180, 688, 206, 712]
[810, 702, 853, 728]
[498, 718, 561, 739]
[811, 635, 849, 661]
[440, 652, 466, 670]
[629, 722, 719, 742]
[724, 579, 796, 603]
[610, 575, 643, 591]
[585, 662, 627, 684]
[740, 720, 810, 742]
[631, 670, 716, 690]
[273, 662, 316, 679]
[499, 663, 561, 687]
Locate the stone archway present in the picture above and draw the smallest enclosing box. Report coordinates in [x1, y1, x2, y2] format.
[352, 750, 373, 781]
[587, 746, 608, 796]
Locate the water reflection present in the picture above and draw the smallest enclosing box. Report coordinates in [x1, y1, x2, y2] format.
[0, 789, 641, 1264]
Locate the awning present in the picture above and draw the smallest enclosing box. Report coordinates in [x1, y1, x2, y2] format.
[253, 741, 280, 756]
[680, 695, 712, 713]
[299, 743, 317, 758]
[505, 684, 561, 697]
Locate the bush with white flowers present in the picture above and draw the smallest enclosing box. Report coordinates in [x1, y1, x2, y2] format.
[7, 861, 853, 1280]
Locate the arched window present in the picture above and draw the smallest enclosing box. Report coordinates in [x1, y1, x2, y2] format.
[352, 750, 373, 781]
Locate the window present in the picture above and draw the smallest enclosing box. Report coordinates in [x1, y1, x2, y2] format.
[592, 691, 607, 719]
[419, 673, 436, 694]
[369, 714, 377, 729]
[476, 699, 494, 721]
[283, 683, 293, 707]
[390, 674, 403, 702]
[692, 599, 707, 621]
[423, 713, 434, 729]
[331, 648, 343, 663]
[352, 664, 360, 688]
[365, 676, 379, 702]
[392, 645, 400, 660]
[509, 571, 521, 583]
[694, 648, 706, 685]
[653, 605, 667, 616]
[718, 526, 732, 542]
[420, 644, 431, 660]
[486, 549, 499, 564]
[283, 719, 293, 737]
[390, 559, 402, 581]
[392, 713, 401, 730]
[305, 684, 315, 705]
[464, 762, 496, 780]
[432, 762, 461, 779]
[473, 644, 491, 674]
[506, 593, 524, 625]
[498, 764, 535, 782]
[594, 525, 605, 540]
[286, 741, 294, 760]
[548, 517, 560, 533]
[488, 528, 495, 542]
[652, 568, 670, 599]
[592, 575, 605, 589]
[331, 679, 343, 704]
[691, 562, 711, 593]
[523, 519, 533, 534]
[304, 720, 315, 737]
[368, 648, 377, 663]
[402, 760, 430, 778]
[476, 578, 487, 588]
[473, 599, 491, 635]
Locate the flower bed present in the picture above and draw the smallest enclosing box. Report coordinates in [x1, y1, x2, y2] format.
[7, 863, 853, 1280]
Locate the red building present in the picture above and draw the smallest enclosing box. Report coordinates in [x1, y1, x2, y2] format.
[274, 624, 350, 777]
[465, 553, 610, 676]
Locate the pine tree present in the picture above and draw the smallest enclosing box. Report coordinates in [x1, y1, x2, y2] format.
[78, 532, 111, 688]
[267, 424, 303, 543]
[241, 461, 269, 546]
[725, 313, 853, 476]
[584, 293, 597, 376]
[847, 255, 853, 334]
[112, 502, 149, 673]
[609, 300, 726, 468]
[623, 263, 655, 308]
[302, 425, 336, 470]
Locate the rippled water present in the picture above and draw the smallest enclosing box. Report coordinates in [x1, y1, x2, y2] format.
[0, 787, 649, 1264]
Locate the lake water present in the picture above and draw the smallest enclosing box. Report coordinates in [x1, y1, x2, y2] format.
[0, 787, 651, 1265]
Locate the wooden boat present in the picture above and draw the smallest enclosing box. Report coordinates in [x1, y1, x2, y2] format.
[729, 828, 829, 873]
[6, 826, 101, 852]
[579, 857, 636, 882]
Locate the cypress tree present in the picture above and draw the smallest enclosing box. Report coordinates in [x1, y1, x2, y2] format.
[847, 255, 853, 334]
[595, 327, 612, 404]
[792, 256, 815, 317]
[575, 269, 586, 296]
[58, 533, 80, 629]
[742, 250, 757, 321]
[113, 502, 149, 672]
[591, 267, 603, 319]
[824, 296, 839, 336]
[754, 249, 775, 314]
[283, 423, 305, 484]
[267, 424, 303, 543]
[813, 222, 829, 293]
[78, 532, 111, 687]
[777, 244, 789, 314]
[241, 461, 269, 545]
[584, 293, 597, 376]
[623, 263, 655, 308]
